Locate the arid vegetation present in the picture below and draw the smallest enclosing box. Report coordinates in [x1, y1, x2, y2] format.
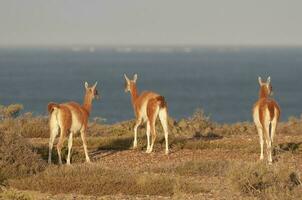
[0, 104, 301, 199]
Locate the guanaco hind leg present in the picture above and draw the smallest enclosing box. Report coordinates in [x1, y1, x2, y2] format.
[66, 132, 73, 165]
[253, 107, 264, 160]
[159, 108, 169, 154]
[146, 100, 159, 153]
[56, 128, 67, 165]
[147, 118, 157, 154]
[263, 118, 272, 164]
[146, 121, 151, 151]
[256, 126, 264, 160]
[48, 112, 59, 164]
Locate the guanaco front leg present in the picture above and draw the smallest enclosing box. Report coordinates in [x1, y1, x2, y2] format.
[80, 129, 91, 163]
[133, 118, 142, 149]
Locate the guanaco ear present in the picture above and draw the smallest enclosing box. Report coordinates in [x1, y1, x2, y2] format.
[267, 76, 271, 84]
[92, 81, 98, 90]
[85, 82, 89, 89]
[258, 77, 262, 86]
[133, 74, 138, 82]
[124, 74, 130, 83]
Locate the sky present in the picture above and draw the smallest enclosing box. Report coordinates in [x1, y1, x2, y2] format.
[0, 0, 302, 47]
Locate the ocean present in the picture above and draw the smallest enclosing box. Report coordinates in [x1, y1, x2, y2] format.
[0, 46, 301, 123]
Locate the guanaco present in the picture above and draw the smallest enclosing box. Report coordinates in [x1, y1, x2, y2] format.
[253, 77, 280, 164]
[124, 74, 169, 154]
[47, 82, 99, 165]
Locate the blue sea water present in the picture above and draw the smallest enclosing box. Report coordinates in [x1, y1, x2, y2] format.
[0, 46, 301, 123]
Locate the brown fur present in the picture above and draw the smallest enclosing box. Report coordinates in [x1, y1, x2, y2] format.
[127, 79, 164, 117]
[54, 105, 72, 154]
[65, 102, 89, 126]
[254, 85, 281, 128]
[147, 98, 159, 121]
[156, 96, 167, 109]
[256, 99, 281, 126]
[253, 77, 281, 163]
[48, 82, 99, 165]
[125, 74, 169, 154]
[128, 82, 167, 121]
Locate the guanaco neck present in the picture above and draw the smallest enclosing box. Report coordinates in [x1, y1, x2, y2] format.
[130, 83, 139, 109]
[83, 92, 93, 115]
[259, 86, 269, 99]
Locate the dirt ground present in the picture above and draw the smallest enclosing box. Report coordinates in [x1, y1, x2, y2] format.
[18, 132, 301, 200]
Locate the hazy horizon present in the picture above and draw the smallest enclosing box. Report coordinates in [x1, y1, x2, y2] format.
[7, 44, 302, 48]
[1, 0, 302, 47]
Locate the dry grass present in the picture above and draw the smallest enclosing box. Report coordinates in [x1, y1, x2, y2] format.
[9, 158, 301, 199]
[0, 113, 49, 138]
[0, 129, 46, 186]
[228, 161, 301, 199]
[17, 114, 49, 138]
[0, 188, 33, 200]
[173, 160, 230, 176]
[0, 104, 23, 119]
[154, 159, 230, 178]
[9, 164, 206, 197]
[0, 106, 301, 199]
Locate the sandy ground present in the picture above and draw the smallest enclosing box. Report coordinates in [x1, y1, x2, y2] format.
[18, 133, 301, 200]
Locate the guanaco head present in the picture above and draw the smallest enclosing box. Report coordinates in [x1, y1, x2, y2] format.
[124, 74, 137, 93]
[85, 81, 100, 100]
[258, 76, 273, 97]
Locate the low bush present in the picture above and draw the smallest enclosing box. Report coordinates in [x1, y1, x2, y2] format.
[228, 162, 301, 199]
[0, 129, 46, 186]
[18, 113, 49, 138]
[0, 113, 49, 138]
[0, 104, 23, 119]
